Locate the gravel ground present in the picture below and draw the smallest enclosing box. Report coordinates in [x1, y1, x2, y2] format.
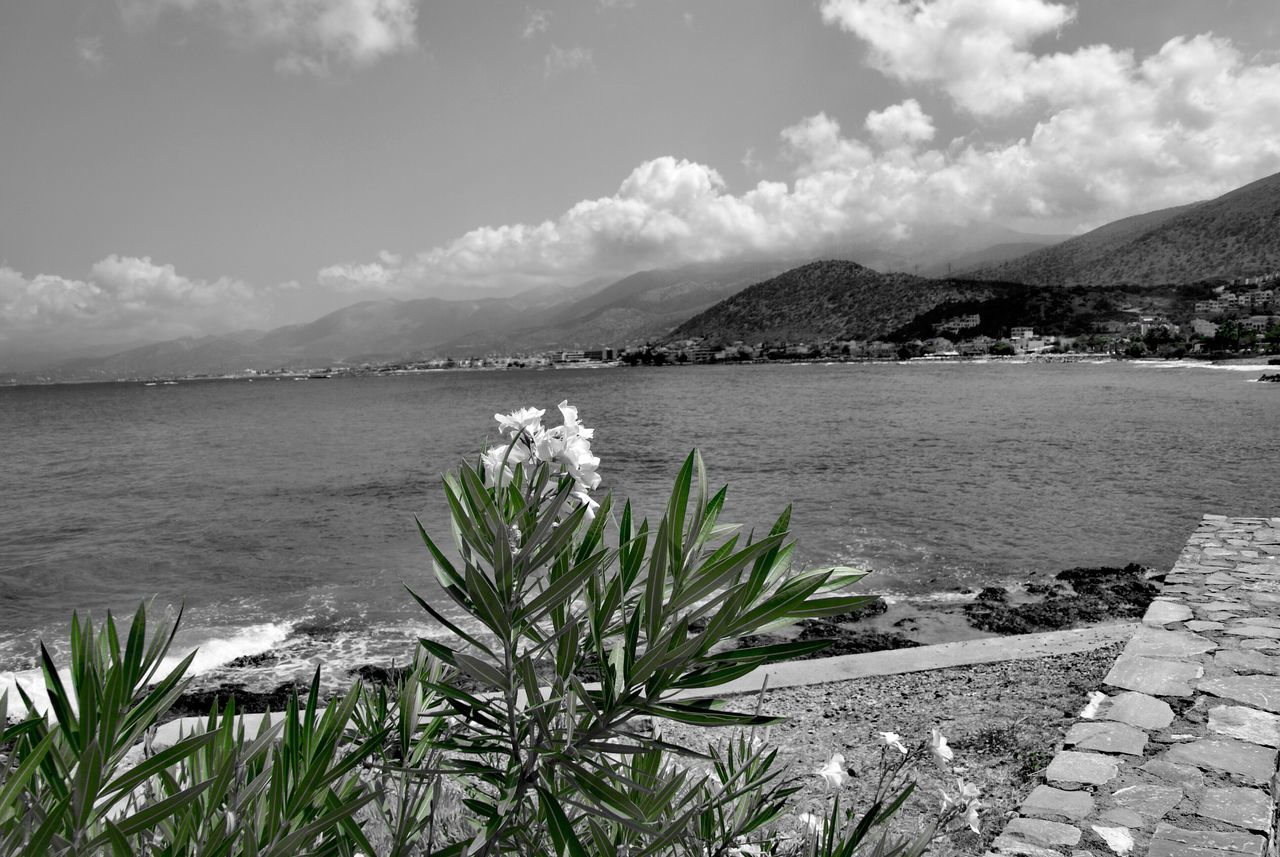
[659, 642, 1126, 856]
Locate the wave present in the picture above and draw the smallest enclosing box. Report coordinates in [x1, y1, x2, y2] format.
[1129, 359, 1274, 372]
[2, 621, 293, 717]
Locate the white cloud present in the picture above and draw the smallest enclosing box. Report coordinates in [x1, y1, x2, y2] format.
[318, 3, 1280, 297]
[522, 7, 551, 39]
[0, 256, 276, 352]
[820, 0, 1077, 116]
[544, 44, 594, 78]
[864, 99, 935, 148]
[75, 35, 106, 72]
[121, 0, 419, 74]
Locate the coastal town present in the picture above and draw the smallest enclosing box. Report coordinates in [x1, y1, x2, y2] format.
[206, 276, 1280, 381]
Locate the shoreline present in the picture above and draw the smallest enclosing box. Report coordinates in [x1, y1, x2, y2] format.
[160, 562, 1162, 722]
[5, 352, 1278, 388]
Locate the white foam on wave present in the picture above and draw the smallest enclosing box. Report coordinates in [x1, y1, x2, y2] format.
[1, 621, 292, 717]
[1129, 359, 1272, 372]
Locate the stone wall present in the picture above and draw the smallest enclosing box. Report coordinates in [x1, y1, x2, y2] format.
[985, 514, 1280, 857]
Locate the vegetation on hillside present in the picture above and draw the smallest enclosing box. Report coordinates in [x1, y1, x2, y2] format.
[973, 170, 1280, 286]
[672, 261, 995, 343]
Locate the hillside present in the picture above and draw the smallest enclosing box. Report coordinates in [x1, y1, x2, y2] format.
[671, 261, 996, 343]
[975, 169, 1280, 285]
[434, 258, 800, 354]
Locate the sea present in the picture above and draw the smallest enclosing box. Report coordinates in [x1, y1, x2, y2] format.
[2, 360, 1277, 701]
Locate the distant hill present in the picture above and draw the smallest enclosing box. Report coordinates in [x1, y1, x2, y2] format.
[922, 239, 1065, 277]
[440, 258, 801, 355]
[974, 169, 1280, 285]
[13, 259, 802, 381]
[670, 261, 996, 343]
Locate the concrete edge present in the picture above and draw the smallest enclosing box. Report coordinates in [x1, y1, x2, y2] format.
[672, 623, 1139, 701]
[150, 623, 1139, 744]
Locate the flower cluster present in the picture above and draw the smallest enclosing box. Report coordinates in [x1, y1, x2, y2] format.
[482, 401, 602, 519]
[797, 728, 982, 846]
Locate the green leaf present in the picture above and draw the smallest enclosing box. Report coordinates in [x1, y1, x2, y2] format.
[538, 787, 590, 857]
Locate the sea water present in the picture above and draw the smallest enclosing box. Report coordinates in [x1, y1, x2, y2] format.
[2, 361, 1277, 696]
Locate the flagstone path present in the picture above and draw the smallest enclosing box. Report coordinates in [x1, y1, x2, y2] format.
[985, 515, 1280, 857]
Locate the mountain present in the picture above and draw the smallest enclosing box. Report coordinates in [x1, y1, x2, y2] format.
[10, 259, 800, 381]
[670, 261, 996, 343]
[974, 169, 1280, 285]
[921, 239, 1066, 277]
[438, 258, 802, 354]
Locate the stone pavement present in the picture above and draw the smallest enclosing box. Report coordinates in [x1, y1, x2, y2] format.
[986, 515, 1280, 857]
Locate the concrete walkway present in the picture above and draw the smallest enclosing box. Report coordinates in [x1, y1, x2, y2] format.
[673, 624, 1136, 701]
[985, 515, 1280, 857]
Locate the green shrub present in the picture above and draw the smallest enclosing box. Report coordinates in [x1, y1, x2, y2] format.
[1, 401, 982, 856]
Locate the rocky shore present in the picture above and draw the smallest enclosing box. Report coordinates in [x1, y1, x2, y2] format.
[165, 563, 1162, 722]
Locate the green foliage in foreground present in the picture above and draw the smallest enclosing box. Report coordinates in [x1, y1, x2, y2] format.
[2, 438, 973, 855]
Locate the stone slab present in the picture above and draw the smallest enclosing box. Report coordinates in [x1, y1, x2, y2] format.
[1199, 674, 1280, 711]
[1207, 705, 1280, 747]
[1206, 572, 1242, 585]
[1104, 691, 1174, 730]
[1091, 825, 1136, 857]
[1045, 751, 1120, 786]
[1163, 737, 1277, 784]
[1140, 759, 1204, 791]
[1019, 786, 1094, 821]
[1237, 616, 1280, 628]
[1005, 817, 1082, 847]
[1144, 601, 1194, 626]
[1110, 783, 1182, 818]
[1105, 655, 1202, 696]
[1214, 649, 1280, 676]
[1099, 807, 1145, 828]
[1225, 625, 1280, 639]
[1148, 823, 1265, 857]
[1198, 787, 1272, 833]
[991, 834, 1062, 857]
[1126, 626, 1217, 659]
[1065, 721, 1148, 756]
[1186, 620, 1226, 632]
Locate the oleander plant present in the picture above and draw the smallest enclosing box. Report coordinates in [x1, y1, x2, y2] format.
[0, 401, 981, 856]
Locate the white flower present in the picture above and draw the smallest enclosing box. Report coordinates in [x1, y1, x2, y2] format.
[561, 435, 601, 489]
[494, 406, 545, 439]
[572, 485, 600, 522]
[963, 800, 981, 834]
[1079, 690, 1108, 719]
[481, 441, 531, 487]
[928, 728, 954, 765]
[797, 812, 825, 837]
[557, 399, 594, 440]
[816, 753, 847, 789]
[939, 788, 957, 810]
[957, 778, 980, 801]
[879, 731, 907, 754]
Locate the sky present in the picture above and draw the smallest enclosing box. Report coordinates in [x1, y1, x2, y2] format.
[2, 0, 1279, 358]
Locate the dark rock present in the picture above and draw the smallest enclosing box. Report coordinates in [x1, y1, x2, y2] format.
[823, 596, 889, 623]
[965, 563, 1159, 635]
[793, 622, 920, 656]
[224, 652, 280, 669]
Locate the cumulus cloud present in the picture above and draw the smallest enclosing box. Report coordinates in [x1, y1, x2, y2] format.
[820, 0, 1077, 116]
[320, 1, 1280, 296]
[0, 256, 275, 353]
[544, 44, 594, 78]
[864, 99, 935, 148]
[522, 7, 551, 39]
[120, 0, 418, 74]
